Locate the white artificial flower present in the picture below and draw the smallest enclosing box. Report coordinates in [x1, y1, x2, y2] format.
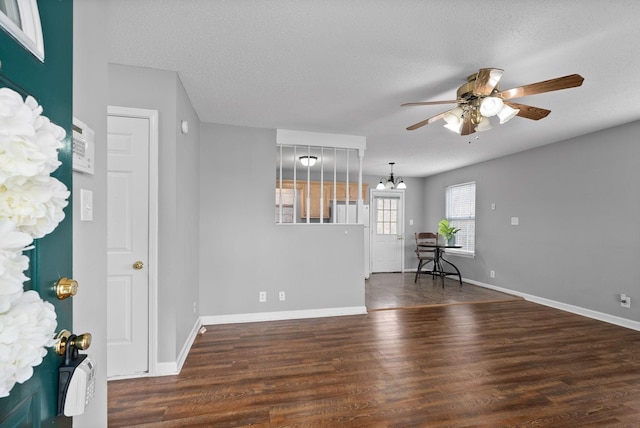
[0, 88, 35, 138]
[0, 220, 32, 312]
[0, 87, 63, 397]
[0, 290, 57, 398]
[0, 174, 70, 239]
[0, 87, 65, 186]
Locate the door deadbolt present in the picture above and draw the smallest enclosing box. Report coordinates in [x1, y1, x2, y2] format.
[56, 277, 78, 300]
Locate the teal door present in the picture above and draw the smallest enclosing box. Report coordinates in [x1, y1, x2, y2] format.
[0, 0, 73, 426]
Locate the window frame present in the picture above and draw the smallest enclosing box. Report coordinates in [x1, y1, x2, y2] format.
[0, 0, 45, 61]
[444, 181, 476, 257]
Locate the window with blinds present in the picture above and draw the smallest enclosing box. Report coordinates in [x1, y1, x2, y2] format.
[446, 181, 476, 255]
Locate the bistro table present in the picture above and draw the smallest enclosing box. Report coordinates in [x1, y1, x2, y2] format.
[417, 243, 463, 287]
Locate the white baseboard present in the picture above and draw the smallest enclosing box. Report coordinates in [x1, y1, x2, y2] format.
[464, 278, 640, 332]
[154, 317, 202, 376]
[154, 361, 178, 377]
[200, 306, 368, 326]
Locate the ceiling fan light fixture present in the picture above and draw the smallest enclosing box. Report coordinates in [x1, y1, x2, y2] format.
[299, 155, 317, 167]
[443, 106, 464, 125]
[444, 120, 463, 134]
[497, 104, 520, 124]
[479, 96, 504, 117]
[475, 117, 493, 132]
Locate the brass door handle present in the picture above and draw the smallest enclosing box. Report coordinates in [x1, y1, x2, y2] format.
[56, 277, 78, 300]
[54, 330, 92, 356]
[133, 261, 144, 270]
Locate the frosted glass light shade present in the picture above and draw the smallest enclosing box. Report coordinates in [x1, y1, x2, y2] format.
[443, 106, 464, 124]
[444, 120, 463, 133]
[475, 117, 493, 132]
[299, 155, 317, 167]
[497, 104, 520, 124]
[479, 96, 504, 117]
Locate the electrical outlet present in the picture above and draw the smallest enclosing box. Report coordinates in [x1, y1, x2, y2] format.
[279, 291, 286, 301]
[620, 294, 631, 308]
[490, 270, 495, 279]
[259, 291, 267, 302]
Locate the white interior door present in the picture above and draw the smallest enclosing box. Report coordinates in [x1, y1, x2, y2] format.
[107, 113, 150, 377]
[371, 190, 404, 272]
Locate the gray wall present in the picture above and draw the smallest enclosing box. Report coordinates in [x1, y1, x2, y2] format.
[174, 77, 201, 356]
[397, 177, 427, 270]
[424, 120, 640, 322]
[73, 1, 109, 426]
[199, 123, 365, 316]
[108, 64, 200, 363]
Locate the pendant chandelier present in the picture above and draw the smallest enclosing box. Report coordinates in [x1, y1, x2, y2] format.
[377, 162, 406, 190]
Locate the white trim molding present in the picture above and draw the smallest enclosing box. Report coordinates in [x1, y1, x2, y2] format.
[155, 317, 203, 376]
[200, 306, 368, 326]
[0, 0, 44, 61]
[465, 278, 640, 332]
[277, 129, 366, 150]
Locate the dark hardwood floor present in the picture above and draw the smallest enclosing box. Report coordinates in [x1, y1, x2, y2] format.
[365, 272, 521, 310]
[108, 278, 640, 427]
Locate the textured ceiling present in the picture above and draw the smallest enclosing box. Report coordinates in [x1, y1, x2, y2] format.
[107, 0, 640, 178]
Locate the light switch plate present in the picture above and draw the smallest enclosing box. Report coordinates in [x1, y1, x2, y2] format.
[511, 216, 519, 226]
[80, 188, 93, 221]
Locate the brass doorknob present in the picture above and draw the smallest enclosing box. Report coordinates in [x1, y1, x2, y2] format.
[56, 277, 78, 300]
[133, 261, 144, 270]
[54, 330, 70, 355]
[54, 330, 92, 356]
[73, 333, 92, 351]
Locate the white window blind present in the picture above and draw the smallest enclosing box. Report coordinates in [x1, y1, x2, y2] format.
[446, 181, 476, 254]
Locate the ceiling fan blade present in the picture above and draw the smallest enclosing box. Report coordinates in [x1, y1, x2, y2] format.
[460, 115, 476, 136]
[498, 74, 584, 100]
[473, 68, 504, 96]
[505, 102, 551, 120]
[401, 100, 460, 107]
[406, 112, 446, 130]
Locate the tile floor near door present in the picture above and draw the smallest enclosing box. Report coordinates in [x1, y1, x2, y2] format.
[365, 272, 521, 311]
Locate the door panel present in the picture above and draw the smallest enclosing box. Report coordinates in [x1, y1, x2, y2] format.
[107, 115, 150, 377]
[0, 1, 73, 426]
[371, 191, 404, 272]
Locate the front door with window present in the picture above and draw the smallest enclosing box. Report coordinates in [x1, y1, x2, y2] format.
[0, 1, 73, 426]
[371, 190, 404, 272]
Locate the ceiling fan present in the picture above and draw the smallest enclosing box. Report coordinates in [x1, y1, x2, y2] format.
[402, 68, 584, 136]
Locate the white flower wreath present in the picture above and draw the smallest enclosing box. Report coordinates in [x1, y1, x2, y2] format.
[0, 87, 70, 397]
